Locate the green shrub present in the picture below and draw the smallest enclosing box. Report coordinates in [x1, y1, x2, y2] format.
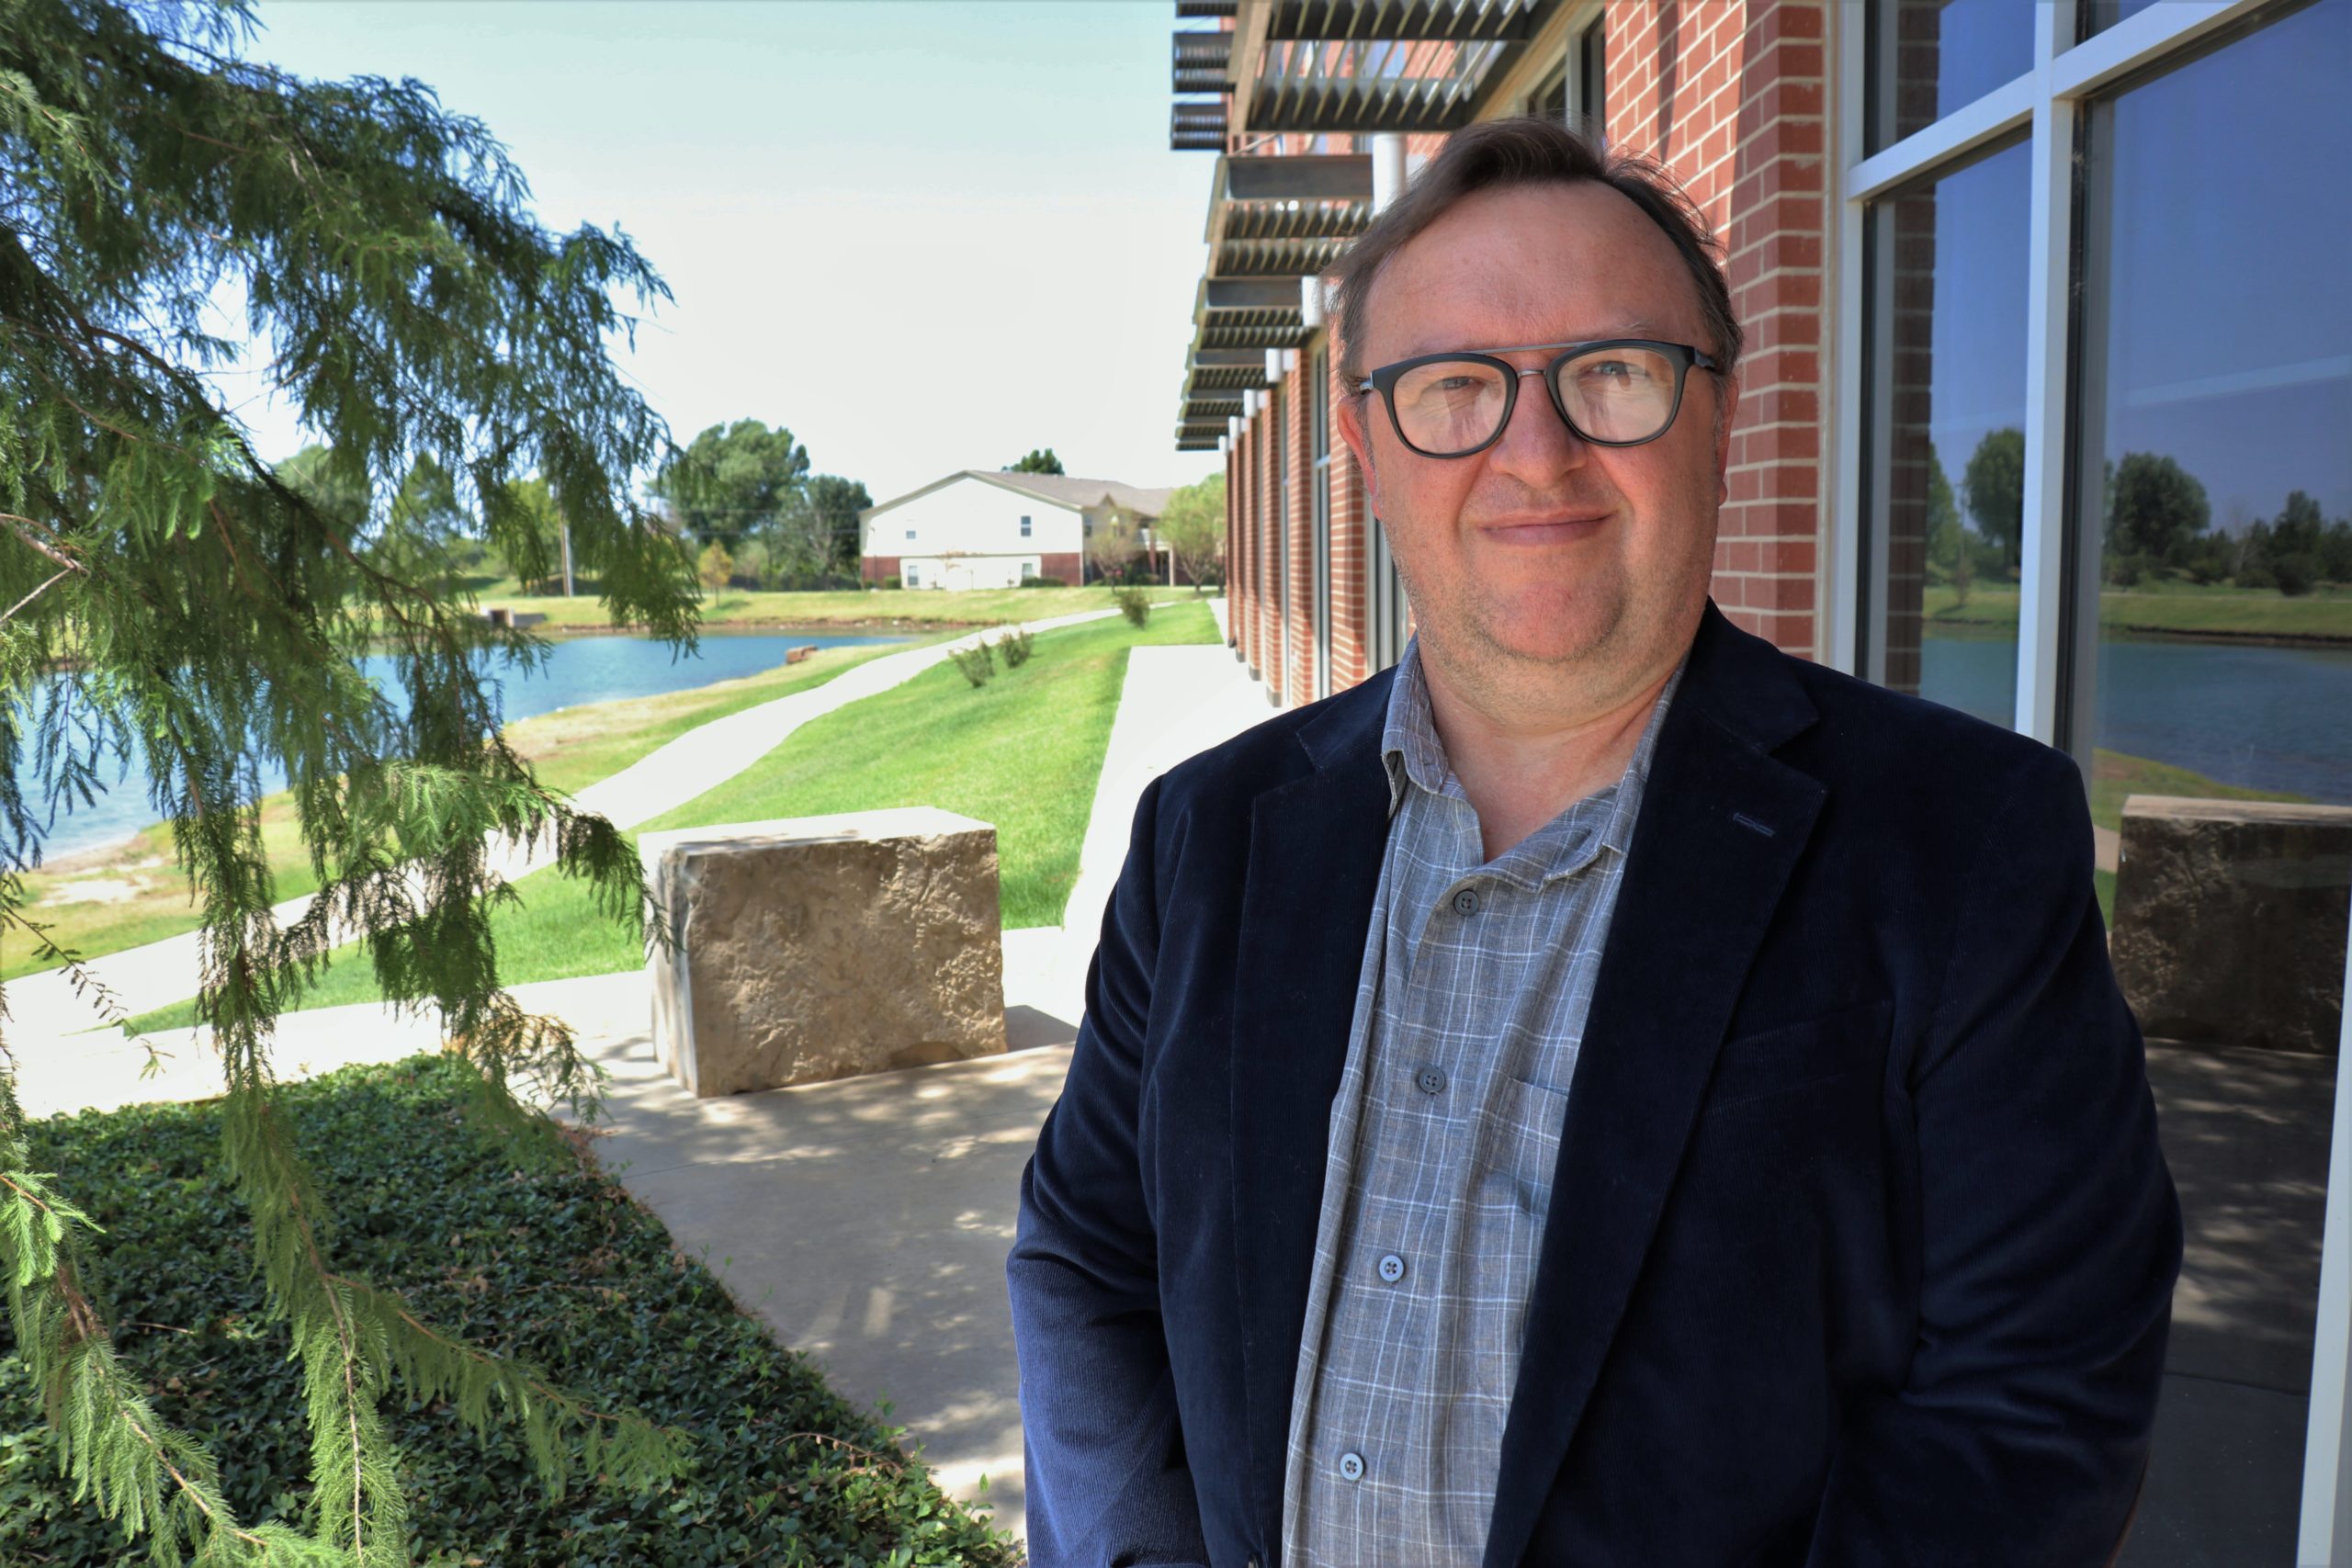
[877, 575, 901, 591]
[2273, 552, 2319, 597]
[999, 626, 1035, 668]
[0, 1058, 1016, 1565]
[947, 640, 996, 687]
[1019, 574, 1064, 588]
[1113, 585, 1151, 627]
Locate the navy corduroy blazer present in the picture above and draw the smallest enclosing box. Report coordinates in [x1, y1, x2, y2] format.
[1008, 603, 2182, 1568]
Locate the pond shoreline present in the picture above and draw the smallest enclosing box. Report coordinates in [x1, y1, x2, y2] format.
[1928, 615, 2352, 651]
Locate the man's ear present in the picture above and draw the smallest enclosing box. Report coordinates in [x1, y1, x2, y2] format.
[1335, 393, 1382, 514]
[1713, 372, 1742, 506]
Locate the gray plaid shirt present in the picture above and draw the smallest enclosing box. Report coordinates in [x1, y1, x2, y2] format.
[1279, 638, 1679, 1564]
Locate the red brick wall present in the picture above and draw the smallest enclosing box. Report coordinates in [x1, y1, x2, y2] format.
[1608, 0, 1827, 657]
[1037, 550, 1083, 584]
[863, 554, 900, 584]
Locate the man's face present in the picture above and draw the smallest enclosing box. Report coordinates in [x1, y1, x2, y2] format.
[1336, 181, 1737, 709]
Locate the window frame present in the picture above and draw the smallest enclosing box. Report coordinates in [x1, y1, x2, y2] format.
[1830, 0, 2277, 742]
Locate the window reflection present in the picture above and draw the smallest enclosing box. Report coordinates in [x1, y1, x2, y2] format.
[1862, 140, 2031, 727]
[2073, 0, 2352, 811]
[1869, 0, 2035, 152]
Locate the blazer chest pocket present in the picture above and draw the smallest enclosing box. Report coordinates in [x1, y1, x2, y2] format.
[1704, 998, 1892, 1113]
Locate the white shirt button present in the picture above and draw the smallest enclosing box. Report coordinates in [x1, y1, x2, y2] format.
[1338, 1450, 1365, 1482]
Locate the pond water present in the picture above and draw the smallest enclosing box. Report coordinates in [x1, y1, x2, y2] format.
[1920, 635, 2352, 802]
[13, 629, 907, 863]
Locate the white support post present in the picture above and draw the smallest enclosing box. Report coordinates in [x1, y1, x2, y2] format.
[1301, 273, 1326, 329]
[1371, 132, 1408, 212]
[2012, 9, 2075, 746]
[2301, 904, 2352, 1563]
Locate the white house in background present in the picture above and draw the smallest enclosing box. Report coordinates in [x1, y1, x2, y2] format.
[859, 469, 1176, 591]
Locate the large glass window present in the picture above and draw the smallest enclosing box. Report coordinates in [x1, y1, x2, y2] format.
[2072, 0, 2352, 812]
[1868, 0, 2035, 152]
[1577, 17, 1606, 141]
[1861, 139, 2031, 727]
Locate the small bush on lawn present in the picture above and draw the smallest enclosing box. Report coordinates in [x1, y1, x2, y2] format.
[0, 1058, 1018, 1566]
[999, 626, 1035, 668]
[1018, 574, 1063, 588]
[948, 639, 996, 687]
[1113, 585, 1151, 627]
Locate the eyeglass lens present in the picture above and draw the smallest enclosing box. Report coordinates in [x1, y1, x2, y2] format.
[1389, 344, 1682, 454]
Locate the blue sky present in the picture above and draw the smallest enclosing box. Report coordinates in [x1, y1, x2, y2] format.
[224, 1, 1225, 503]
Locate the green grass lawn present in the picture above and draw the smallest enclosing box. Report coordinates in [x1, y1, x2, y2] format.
[0, 1056, 1018, 1565]
[475, 580, 1200, 631]
[125, 601, 1221, 1032]
[1921, 582, 2352, 640]
[6, 642, 911, 984]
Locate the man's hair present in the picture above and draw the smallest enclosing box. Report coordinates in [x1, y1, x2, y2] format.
[1329, 118, 1743, 389]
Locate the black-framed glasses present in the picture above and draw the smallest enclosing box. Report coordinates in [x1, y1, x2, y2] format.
[1357, 339, 1722, 457]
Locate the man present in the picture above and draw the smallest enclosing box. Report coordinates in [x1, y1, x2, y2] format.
[1008, 118, 2180, 1568]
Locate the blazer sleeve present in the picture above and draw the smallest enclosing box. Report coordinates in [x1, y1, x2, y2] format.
[1007, 774, 1212, 1568]
[1804, 749, 2184, 1566]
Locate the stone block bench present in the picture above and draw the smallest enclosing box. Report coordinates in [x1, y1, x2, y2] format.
[2111, 795, 2352, 1054]
[639, 807, 1007, 1097]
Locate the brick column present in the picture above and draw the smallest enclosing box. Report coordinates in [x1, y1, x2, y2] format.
[1286, 364, 1316, 705]
[1329, 351, 1371, 691]
[1256, 403, 1281, 695]
[1232, 444, 1250, 653]
[1609, 0, 1828, 657]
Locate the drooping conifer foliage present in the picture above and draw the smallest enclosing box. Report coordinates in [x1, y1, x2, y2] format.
[0, 0, 702, 1559]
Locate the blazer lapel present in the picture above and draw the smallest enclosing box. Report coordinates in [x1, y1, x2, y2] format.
[1229, 674, 1393, 1545]
[1482, 609, 1828, 1568]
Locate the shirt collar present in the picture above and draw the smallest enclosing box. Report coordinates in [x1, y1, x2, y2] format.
[1380, 636, 1685, 880]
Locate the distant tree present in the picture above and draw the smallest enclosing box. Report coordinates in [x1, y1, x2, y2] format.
[2108, 452, 2210, 572]
[1922, 451, 1973, 605]
[2272, 490, 2326, 558]
[276, 443, 373, 530]
[1006, 447, 1065, 475]
[697, 538, 736, 590]
[799, 474, 873, 577]
[653, 419, 810, 549]
[1960, 427, 2025, 574]
[500, 474, 571, 592]
[0, 2, 696, 1559]
[1087, 513, 1142, 584]
[2322, 518, 2352, 585]
[1156, 474, 1226, 592]
[2266, 491, 2327, 596]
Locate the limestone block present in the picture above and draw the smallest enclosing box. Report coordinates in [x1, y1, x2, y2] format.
[639, 807, 1006, 1096]
[2111, 795, 2352, 1054]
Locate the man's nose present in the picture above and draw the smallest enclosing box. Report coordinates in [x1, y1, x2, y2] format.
[1487, 365, 1590, 480]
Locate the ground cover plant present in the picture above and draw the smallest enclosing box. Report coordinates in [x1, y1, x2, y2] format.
[0, 1056, 1019, 1565]
[4, 644, 915, 984]
[125, 603, 1216, 1032]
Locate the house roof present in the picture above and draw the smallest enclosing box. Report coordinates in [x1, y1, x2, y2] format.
[861, 469, 1179, 523]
